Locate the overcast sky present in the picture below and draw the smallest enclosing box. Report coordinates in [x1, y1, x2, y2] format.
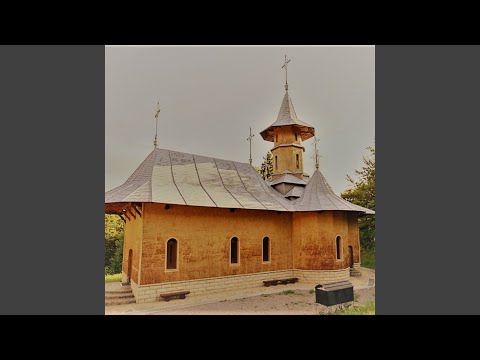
[105, 45, 374, 194]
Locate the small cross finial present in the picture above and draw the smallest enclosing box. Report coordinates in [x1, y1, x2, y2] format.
[154, 102, 161, 148]
[247, 127, 255, 165]
[312, 137, 321, 170]
[281, 55, 291, 91]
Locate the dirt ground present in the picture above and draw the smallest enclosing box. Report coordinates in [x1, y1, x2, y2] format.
[147, 287, 375, 315]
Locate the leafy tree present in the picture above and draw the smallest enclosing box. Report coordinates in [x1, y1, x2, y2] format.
[105, 234, 124, 275]
[341, 145, 375, 249]
[105, 214, 125, 275]
[257, 151, 274, 181]
[105, 214, 124, 240]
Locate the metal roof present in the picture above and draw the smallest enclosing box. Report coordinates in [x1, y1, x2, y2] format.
[105, 148, 374, 216]
[260, 91, 315, 142]
[293, 170, 375, 214]
[270, 173, 307, 186]
[284, 186, 305, 198]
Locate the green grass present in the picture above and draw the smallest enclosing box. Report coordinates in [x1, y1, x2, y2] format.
[283, 290, 296, 295]
[361, 247, 375, 269]
[105, 273, 122, 283]
[334, 302, 375, 315]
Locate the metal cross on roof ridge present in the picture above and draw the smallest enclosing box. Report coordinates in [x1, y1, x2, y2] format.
[281, 55, 291, 91]
[154, 101, 161, 148]
[246, 127, 255, 165]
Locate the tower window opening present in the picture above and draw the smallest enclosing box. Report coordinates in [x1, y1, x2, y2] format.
[296, 154, 299, 169]
[275, 156, 278, 170]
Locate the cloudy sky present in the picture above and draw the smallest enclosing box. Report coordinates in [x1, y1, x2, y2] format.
[105, 45, 374, 194]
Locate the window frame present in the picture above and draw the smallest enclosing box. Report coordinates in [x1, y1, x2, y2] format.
[230, 237, 240, 265]
[165, 238, 179, 271]
[262, 236, 271, 263]
[335, 235, 343, 260]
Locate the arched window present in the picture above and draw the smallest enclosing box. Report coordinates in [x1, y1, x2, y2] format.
[230, 237, 239, 264]
[336, 236, 342, 260]
[166, 238, 178, 269]
[275, 156, 278, 170]
[263, 237, 270, 262]
[296, 154, 300, 169]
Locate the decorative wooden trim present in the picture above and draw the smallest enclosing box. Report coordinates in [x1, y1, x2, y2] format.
[132, 203, 142, 218]
[128, 208, 136, 220]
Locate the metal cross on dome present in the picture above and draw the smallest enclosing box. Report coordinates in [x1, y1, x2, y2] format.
[311, 137, 322, 170]
[282, 55, 291, 91]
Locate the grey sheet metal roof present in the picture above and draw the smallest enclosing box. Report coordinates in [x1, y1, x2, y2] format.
[270, 173, 307, 186]
[260, 91, 315, 142]
[293, 170, 375, 214]
[284, 185, 305, 198]
[105, 148, 374, 215]
[106, 148, 293, 211]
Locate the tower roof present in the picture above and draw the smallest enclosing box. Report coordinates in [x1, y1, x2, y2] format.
[294, 169, 375, 214]
[260, 91, 315, 142]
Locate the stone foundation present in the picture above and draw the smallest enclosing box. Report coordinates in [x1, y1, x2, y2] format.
[130, 279, 139, 299]
[293, 268, 350, 284]
[133, 268, 350, 304]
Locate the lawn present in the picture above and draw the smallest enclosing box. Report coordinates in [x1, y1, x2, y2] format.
[105, 273, 122, 283]
[334, 302, 375, 315]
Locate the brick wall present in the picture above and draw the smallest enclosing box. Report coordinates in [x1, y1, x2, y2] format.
[121, 212, 143, 284]
[139, 204, 293, 285]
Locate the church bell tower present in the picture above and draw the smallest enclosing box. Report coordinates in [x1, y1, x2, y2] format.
[260, 56, 315, 184]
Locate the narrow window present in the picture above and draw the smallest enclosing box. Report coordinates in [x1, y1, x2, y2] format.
[166, 238, 178, 269]
[275, 156, 278, 170]
[295, 133, 298, 141]
[275, 134, 278, 143]
[336, 236, 342, 260]
[231, 237, 239, 264]
[263, 237, 270, 262]
[296, 154, 300, 169]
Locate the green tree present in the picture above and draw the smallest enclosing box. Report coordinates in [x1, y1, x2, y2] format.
[105, 214, 125, 275]
[341, 145, 375, 249]
[257, 151, 274, 181]
[105, 214, 124, 240]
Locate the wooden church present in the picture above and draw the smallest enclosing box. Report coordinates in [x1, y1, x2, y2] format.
[105, 64, 374, 303]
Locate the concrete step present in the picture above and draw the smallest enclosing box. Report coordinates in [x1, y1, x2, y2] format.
[105, 287, 132, 294]
[349, 269, 363, 277]
[105, 293, 135, 300]
[105, 297, 136, 306]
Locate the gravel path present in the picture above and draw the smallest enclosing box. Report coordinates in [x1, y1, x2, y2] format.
[148, 287, 375, 315]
